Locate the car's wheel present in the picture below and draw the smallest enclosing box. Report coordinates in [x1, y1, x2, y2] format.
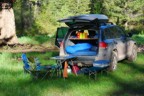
[108, 51, 118, 71]
[128, 45, 137, 62]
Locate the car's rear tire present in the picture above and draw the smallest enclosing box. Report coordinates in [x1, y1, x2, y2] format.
[128, 45, 137, 62]
[108, 51, 118, 71]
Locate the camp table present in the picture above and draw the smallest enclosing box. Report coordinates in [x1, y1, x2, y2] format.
[51, 56, 77, 78]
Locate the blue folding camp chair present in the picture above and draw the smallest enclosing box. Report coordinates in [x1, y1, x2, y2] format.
[77, 60, 110, 79]
[21, 53, 41, 79]
[21, 53, 62, 79]
[34, 57, 62, 78]
[21, 53, 31, 73]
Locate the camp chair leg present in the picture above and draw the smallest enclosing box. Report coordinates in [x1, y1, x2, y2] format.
[23, 68, 26, 73]
[32, 72, 39, 80]
[94, 72, 97, 80]
[88, 71, 97, 80]
[30, 73, 37, 80]
[23, 68, 28, 74]
[56, 68, 59, 77]
[88, 71, 93, 79]
[23, 67, 31, 74]
[56, 68, 62, 78]
[100, 70, 105, 75]
[53, 69, 56, 77]
[101, 68, 108, 75]
[50, 69, 55, 77]
[41, 70, 50, 80]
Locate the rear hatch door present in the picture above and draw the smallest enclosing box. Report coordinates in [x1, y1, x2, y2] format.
[58, 14, 108, 28]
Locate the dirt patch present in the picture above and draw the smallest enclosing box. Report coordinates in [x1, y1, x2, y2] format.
[0, 44, 59, 53]
[0, 44, 143, 53]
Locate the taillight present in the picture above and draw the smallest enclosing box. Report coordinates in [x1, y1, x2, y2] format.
[99, 42, 107, 48]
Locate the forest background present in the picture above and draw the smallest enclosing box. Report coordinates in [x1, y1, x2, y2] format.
[0, 1, 144, 96]
[14, 0, 144, 37]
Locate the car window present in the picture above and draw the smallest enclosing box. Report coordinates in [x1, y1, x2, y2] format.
[111, 27, 121, 38]
[109, 27, 117, 38]
[103, 28, 112, 39]
[116, 26, 126, 36]
[57, 27, 69, 38]
[103, 26, 125, 40]
[55, 27, 69, 47]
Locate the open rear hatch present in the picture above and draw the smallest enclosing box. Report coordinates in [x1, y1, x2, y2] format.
[57, 14, 109, 57]
[56, 14, 109, 66]
[58, 14, 108, 28]
[55, 14, 109, 47]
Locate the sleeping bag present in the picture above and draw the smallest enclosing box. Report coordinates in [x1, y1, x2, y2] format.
[66, 43, 92, 54]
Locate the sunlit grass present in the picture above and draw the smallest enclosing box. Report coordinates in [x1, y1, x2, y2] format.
[0, 34, 144, 96]
[132, 34, 144, 45]
[18, 36, 39, 45]
[0, 52, 144, 96]
[18, 35, 56, 48]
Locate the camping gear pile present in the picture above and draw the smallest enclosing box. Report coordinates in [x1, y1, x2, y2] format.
[22, 53, 109, 80]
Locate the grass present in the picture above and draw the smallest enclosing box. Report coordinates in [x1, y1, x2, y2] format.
[18, 35, 55, 48]
[132, 34, 144, 45]
[0, 52, 144, 96]
[0, 34, 143, 96]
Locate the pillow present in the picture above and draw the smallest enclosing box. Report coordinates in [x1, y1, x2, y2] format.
[66, 43, 92, 54]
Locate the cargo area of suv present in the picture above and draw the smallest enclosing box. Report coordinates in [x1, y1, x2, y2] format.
[63, 29, 100, 66]
[64, 29, 99, 56]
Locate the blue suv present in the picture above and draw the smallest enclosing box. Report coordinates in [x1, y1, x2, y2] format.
[55, 14, 137, 71]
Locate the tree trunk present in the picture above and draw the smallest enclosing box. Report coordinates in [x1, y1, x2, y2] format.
[0, 8, 18, 45]
[124, 21, 128, 29]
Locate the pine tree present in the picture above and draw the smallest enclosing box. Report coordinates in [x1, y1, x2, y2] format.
[33, 0, 91, 35]
[90, 0, 104, 14]
[103, 0, 144, 29]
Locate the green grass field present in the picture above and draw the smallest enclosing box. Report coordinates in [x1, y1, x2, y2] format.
[132, 34, 144, 45]
[0, 52, 144, 96]
[0, 34, 144, 96]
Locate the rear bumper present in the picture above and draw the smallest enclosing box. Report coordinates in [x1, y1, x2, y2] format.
[93, 60, 110, 68]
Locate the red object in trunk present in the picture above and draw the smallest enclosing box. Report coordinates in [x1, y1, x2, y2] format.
[76, 32, 80, 38]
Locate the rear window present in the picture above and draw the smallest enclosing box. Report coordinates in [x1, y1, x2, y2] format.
[103, 28, 111, 39]
[55, 27, 69, 47]
[116, 26, 126, 36]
